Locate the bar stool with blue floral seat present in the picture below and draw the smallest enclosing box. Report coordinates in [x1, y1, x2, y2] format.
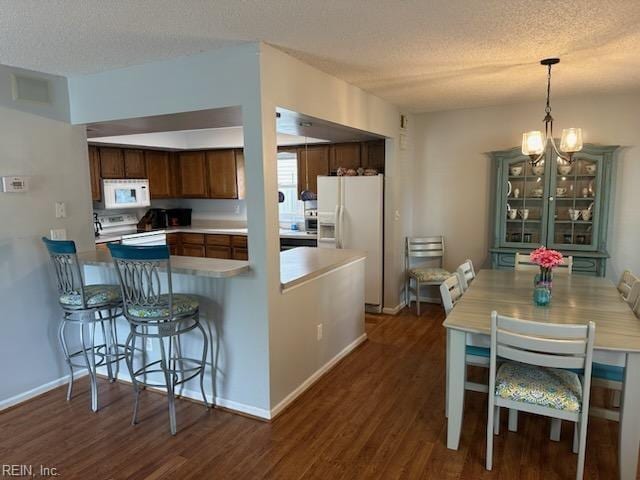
[107, 243, 209, 435]
[42, 237, 125, 412]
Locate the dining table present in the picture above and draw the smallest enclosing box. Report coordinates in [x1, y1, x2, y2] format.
[444, 269, 640, 480]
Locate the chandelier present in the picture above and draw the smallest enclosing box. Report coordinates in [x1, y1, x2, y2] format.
[521, 58, 583, 166]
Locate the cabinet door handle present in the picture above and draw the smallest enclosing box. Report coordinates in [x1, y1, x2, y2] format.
[548, 196, 554, 202]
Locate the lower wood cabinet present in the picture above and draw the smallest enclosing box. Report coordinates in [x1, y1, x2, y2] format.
[173, 233, 248, 259]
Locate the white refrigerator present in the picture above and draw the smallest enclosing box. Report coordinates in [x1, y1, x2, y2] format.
[317, 174, 384, 310]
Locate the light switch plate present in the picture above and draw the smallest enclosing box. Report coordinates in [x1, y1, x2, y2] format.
[50, 228, 67, 240]
[55, 202, 66, 218]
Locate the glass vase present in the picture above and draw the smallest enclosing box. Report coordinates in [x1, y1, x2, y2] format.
[533, 285, 551, 306]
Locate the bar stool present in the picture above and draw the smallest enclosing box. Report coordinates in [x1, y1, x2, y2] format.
[42, 237, 125, 412]
[107, 243, 209, 435]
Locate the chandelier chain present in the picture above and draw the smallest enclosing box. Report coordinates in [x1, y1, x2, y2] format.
[545, 64, 552, 115]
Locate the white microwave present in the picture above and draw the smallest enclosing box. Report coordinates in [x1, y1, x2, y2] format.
[103, 179, 150, 209]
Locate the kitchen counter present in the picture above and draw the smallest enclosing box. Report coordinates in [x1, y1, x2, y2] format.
[95, 226, 317, 244]
[79, 249, 250, 279]
[280, 247, 366, 291]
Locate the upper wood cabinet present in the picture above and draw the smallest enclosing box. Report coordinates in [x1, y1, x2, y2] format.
[88, 146, 101, 201]
[178, 151, 208, 198]
[361, 140, 385, 171]
[98, 147, 125, 178]
[206, 149, 238, 199]
[123, 149, 146, 178]
[145, 150, 173, 198]
[330, 142, 361, 172]
[235, 149, 246, 200]
[297, 145, 330, 198]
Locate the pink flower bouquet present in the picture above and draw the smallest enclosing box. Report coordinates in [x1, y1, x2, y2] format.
[529, 246, 564, 270]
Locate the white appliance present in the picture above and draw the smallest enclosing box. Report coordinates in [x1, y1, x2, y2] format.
[103, 179, 150, 209]
[121, 230, 167, 246]
[96, 212, 139, 238]
[317, 175, 384, 310]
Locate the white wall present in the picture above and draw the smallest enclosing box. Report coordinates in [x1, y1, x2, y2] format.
[69, 43, 276, 412]
[412, 92, 640, 281]
[258, 44, 413, 408]
[0, 104, 93, 405]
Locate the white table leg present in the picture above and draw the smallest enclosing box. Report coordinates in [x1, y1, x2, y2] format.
[619, 352, 640, 480]
[447, 328, 466, 450]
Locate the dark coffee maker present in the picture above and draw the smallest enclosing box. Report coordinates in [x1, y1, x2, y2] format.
[167, 208, 192, 227]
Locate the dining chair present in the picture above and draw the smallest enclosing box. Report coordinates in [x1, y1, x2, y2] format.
[456, 259, 476, 292]
[486, 312, 595, 480]
[514, 251, 573, 274]
[441, 273, 491, 416]
[406, 236, 450, 315]
[617, 270, 640, 306]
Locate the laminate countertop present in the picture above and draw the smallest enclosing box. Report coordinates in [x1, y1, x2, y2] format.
[79, 249, 250, 279]
[280, 247, 366, 291]
[95, 226, 317, 244]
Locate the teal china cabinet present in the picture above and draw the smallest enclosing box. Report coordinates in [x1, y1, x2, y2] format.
[489, 143, 618, 276]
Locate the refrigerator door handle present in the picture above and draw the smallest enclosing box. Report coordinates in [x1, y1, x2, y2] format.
[337, 205, 345, 249]
[334, 205, 341, 247]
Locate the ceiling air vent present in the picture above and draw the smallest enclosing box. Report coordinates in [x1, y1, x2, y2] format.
[11, 74, 52, 105]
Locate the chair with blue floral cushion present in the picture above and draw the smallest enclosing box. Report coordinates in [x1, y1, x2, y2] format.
[42, 237, 125, 412]
[486, 312, 595, 480]
[108, 243, 209, 435]
[405, 236, 450, 315]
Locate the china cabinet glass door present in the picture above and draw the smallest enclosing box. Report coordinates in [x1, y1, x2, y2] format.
[500, 155, 548, 248]
[547, 153, 603, 250]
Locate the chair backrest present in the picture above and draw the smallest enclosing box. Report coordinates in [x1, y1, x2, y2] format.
[440, 274, 463, 316]
[406, 236, 445, 269]
[490, 311, 595, 374]
[456, 259, 476, 291]
[617, 270, 640, 306]
[42, 237, 87, 308]
[514, 251, 573, 275]
[632, 295, 640, 319]
[108, 243, 174, 322]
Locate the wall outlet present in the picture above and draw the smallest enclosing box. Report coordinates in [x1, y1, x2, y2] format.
[317, 324, 323, 341]
[55, 202, 66, 218]
[146, 338, 153, 352]
[49, 228, 67, 240]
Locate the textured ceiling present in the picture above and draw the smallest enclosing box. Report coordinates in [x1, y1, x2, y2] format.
[1, 0, 640, 112]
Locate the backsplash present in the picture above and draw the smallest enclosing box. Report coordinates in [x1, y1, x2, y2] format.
[150, 198, 247, 224]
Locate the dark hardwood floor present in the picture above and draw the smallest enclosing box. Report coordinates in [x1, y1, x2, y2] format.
[0, 305, 632, 479]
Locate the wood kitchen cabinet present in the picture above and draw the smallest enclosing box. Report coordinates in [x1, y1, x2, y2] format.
[297, 145, 330, 199]
[178, 151, 208, 198]
[123, 149, 147, 178]
[329, 142, 361, 172]
[166, 233, 180, 255]
[88, 146, 101, 201]
[206, 149, 238, 199]
[206, 234, 232, 259]
[145, 150, 174, 198]
[180, 233, 206, 257]
[231, 235, 248, 260]
[361, 139, 385, 171]
[234, 149, 246, 199]
[98, 147, 125, 178]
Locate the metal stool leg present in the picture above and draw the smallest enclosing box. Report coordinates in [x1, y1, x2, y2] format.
[98, 310, 114, 382]
[110, 311, 120, 381]
[80, 320, 98, 412]
[58, 318, 74, 401]
[197, 321, 209, 408]
[125, 329, 141, 425]
[160, 335, 177, 435]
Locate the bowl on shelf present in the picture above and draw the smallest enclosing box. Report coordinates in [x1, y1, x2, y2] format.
[532, 165, 545, 176]
[510, 165, 523, 176]
[558, 164, 572, 175]
[584, 164, 597, 175]
[531, 187, 544, 198]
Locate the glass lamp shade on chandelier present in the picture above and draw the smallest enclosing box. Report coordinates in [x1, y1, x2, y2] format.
[521, 58, 583, 167]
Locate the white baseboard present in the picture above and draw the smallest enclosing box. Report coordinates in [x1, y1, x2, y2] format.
[269, 332, 368, 419]
[382, 300, 406, 315]
[0, 370, 88, 412]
